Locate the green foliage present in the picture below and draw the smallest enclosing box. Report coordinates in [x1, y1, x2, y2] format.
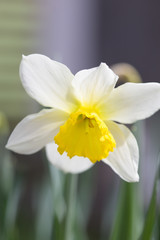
[109, 156, 160, 240]
[139, 156, 160, 240]
[1, 118, 159, 240]
[109, 182, 142, 240]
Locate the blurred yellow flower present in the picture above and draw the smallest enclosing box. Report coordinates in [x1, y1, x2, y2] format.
[6, 54, 160, 182]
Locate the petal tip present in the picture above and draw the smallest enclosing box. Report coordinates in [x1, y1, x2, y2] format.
[5, 143, 9, 149]
[5, 140, 15, 152]
[5, 138, 12, 150]
[5, 142, 14, 153]
[99, 62, 119, 79]
[22, 54, 27, 60]
[135, 174, 140, 182]
[99, 62, 109, 69]
[100, 62, 107, 66]
[130, 173, 139, 182]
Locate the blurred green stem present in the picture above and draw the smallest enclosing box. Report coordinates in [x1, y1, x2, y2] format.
[64, 174, 78, 240]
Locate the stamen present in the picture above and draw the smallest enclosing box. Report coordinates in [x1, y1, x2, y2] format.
[84, 118, 89, 134]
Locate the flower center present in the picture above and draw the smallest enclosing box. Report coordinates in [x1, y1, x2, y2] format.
[54, 109, 116, 163]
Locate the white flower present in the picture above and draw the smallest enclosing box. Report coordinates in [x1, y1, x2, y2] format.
[6, 54, 160, 182]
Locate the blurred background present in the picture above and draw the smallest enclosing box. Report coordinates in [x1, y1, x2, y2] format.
[0, 0, 160, 239]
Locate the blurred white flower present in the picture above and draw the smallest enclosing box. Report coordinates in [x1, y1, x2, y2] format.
[6, 54, 160, 182]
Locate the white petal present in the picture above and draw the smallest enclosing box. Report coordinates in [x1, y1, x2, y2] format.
[20, 54, 77, 113]
[46, 143, 94, 174]
[72, 63, 118, 107]
[6, 109, 69, 154]
[103, 121, 139, 182]
[100, 82, 160, 123]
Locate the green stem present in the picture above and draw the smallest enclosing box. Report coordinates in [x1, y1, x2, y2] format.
[64, 174, 78, 240]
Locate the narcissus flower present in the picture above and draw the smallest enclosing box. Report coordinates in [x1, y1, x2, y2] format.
[6, 54, 160, 182]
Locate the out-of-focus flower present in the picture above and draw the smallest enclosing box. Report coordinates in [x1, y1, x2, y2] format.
[6, 54, 160, 182]
[111, 63, 142, 84]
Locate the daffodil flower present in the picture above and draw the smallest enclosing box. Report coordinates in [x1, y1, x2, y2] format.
[6, 54, 160, 182]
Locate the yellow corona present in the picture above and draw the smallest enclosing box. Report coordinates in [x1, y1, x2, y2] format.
[54, 109, 116, 163]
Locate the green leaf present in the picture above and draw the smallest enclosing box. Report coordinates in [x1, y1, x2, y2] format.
[4, 181, 22, 239]
[139, 156, 160, 240]
[35, 179, 54, 240]
[109, 181, 142, 240]
[35, 159, 66, 240]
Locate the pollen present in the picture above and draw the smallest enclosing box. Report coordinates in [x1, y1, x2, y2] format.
[54, 109, 116, 163]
